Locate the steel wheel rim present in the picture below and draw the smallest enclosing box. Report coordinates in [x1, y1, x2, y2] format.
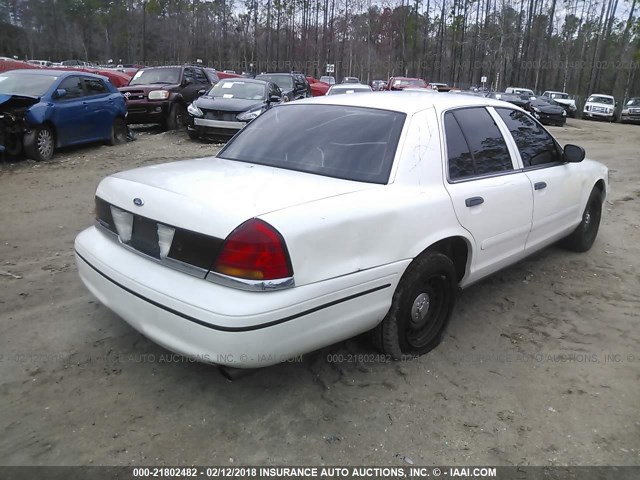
[37, 129, 53, 158]
[406, 275, 449, 348]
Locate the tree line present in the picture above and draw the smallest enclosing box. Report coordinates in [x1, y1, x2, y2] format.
[1, 0, 638, 101]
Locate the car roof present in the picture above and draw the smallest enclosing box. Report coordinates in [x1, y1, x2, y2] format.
[4, 69, 107, 80]
[289, 91, 515, 114]
[588, 93, 614, 97]
[257, 72, 293, 76]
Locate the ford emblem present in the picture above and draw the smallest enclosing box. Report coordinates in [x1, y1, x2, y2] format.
[133, 197, 144, 207]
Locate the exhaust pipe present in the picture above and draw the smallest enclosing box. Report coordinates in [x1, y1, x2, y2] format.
[218, 365, 257, 381]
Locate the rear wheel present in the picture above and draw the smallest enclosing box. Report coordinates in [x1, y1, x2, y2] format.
[372, 252, 457, 359]
[165, 103, 186, 130]
[560, 187, 602, 252]
[108, 117, 128, 145]
[24, 125, 54, 161]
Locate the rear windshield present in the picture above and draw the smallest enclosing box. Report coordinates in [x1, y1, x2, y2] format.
[218, 104, 406, 184]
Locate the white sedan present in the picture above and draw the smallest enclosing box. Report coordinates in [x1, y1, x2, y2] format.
[75, 93, 608, 368]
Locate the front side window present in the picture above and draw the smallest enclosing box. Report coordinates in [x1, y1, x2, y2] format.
[219, 104, 406, 184]
[496, 108, 561, 167]
[58, 76, 86, 99]
[444, 107, 513, 180]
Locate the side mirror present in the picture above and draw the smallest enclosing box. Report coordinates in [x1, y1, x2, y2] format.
[197, 89, 207, 96]
[53, 88, 67, 99]
[564, 144, 585, 163]
[269, 94, 281, 103]
[182, 77, 194, 86]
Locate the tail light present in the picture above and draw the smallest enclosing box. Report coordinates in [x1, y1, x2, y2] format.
[213, 219, 293, 281]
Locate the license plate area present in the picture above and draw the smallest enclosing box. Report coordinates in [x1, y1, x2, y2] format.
[129, 215, 160, 258]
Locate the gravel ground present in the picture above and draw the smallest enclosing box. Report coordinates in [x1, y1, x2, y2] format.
[0, 120, 639, 466]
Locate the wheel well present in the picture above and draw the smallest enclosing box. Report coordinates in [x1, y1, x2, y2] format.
[594, 179, 606, 201]
[424, 236, 469, 283]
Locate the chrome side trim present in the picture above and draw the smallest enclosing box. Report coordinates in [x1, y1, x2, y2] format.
[205, 270, 295, 292]
[94, 221, 209, 279]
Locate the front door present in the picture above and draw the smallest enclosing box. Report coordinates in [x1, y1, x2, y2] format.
[494, 107, 584, 251]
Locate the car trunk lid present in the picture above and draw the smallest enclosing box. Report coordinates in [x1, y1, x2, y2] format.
[96, 156, 378, 239]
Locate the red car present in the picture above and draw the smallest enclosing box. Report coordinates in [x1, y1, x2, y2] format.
[386, 77, 430, 91]
[306, 76, 330, 96]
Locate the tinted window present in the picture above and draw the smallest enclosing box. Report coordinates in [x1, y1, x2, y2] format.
[496, 108, 561, 167]
[444, 113, 475, 179]
[219, 104, 406, 184]
[58, 76, 86, 99]
[256, 75, 293, 91]
[448, 107, 513, 177]
[84, 78, 108, 95]
[193, 68, 208, 84]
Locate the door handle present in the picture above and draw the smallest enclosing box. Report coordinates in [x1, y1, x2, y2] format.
[534, 181, 547, 190]
[465, 196, 484, 207]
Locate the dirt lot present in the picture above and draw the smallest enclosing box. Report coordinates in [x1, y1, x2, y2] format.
[0, 120, 639, 467]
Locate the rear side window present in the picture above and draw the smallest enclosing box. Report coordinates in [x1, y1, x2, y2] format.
[219, 104, 406, 184]
[444, 114, 474, 179]
[496, 108, 561, 167]
[444, 108, 513, 180]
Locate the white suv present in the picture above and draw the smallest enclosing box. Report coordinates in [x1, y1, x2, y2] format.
[583, 94, 616, 121]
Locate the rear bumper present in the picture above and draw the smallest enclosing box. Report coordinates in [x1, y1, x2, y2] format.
[75, 226, 399, 367]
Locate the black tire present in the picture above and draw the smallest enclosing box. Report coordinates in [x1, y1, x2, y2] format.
[187, 129, 200, 141]
[372, 252, 457, 359]
[24, 125, 55, 161]
[165, 103, 186, 130]
[560, 187, 603, 252]
[108, 117, 128, 146]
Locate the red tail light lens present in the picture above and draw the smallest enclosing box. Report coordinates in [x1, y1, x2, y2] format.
[213, 219, 293, 281]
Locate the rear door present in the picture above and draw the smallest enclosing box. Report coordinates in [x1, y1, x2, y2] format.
[442, 107, 534, 281]
[494, 107, 584, 250]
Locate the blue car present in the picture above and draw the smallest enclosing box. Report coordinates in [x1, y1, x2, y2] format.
[0, 69, 127, 161]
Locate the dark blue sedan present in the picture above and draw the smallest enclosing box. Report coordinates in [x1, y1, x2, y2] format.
[0, 69, 127, 161]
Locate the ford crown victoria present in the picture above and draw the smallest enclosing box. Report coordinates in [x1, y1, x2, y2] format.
[75, 93, 608, 369]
